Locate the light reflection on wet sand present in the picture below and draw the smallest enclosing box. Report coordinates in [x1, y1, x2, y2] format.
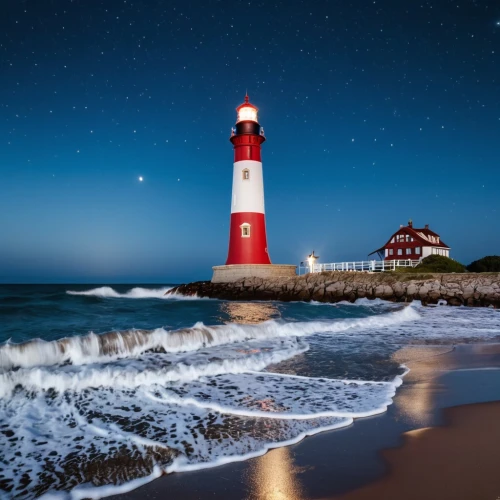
[393, 344, 500, 427]
[221, 301, 307, 499]
[245, 446, 306, 500]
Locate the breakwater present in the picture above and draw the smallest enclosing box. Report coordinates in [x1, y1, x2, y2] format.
[167, 272, 500, 307]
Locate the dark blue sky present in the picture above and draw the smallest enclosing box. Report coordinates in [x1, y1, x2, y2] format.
[1, 0, 499, 283]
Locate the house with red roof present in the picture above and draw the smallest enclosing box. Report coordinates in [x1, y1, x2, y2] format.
[369, 220, 450, 261]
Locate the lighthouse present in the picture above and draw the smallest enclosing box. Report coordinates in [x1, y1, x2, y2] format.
[226, 95, 271, 265]
[212, 95, 296, 283]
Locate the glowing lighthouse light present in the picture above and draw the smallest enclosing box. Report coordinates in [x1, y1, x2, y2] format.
[225, 94, 271, 265]
[236, 100, 258, 123]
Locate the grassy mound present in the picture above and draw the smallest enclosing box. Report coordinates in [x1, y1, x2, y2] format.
[395, 255, 466, 274]
[467, 256, 500, 273]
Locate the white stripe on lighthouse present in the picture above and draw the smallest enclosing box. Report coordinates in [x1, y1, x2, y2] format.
[231, 160, 265, 214]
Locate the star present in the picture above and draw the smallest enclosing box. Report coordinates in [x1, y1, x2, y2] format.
[138, 176, 143, 182]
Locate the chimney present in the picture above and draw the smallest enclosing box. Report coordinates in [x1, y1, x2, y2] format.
[400, 224, 403, 228]
[408, 219, 413, 228]
[425, 224, 429, 229]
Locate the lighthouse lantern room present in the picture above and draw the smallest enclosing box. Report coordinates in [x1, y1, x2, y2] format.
[211, 95, 296, 283]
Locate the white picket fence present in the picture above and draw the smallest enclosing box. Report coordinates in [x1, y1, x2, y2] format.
[298, 259, 421, 275]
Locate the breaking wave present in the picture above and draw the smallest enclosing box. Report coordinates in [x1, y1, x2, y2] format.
[0, 305, 420, 372]
[66, 286, 204, 300]
[0, 339, 308, 398]
[66, 286, 173, 299]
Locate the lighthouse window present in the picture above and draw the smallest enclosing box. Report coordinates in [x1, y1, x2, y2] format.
[242, 169, 250, 180]
[240, 223, 251, 238]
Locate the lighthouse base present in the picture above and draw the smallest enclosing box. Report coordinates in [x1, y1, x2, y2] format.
[211, 264, 296, 283]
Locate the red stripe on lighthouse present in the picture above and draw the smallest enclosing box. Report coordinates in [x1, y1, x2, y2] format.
[225, 212, 271, 265]
[231, 134, 263, 162]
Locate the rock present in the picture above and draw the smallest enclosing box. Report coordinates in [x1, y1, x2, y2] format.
[165, 272, 500, 308]
[311, 287, 325, 301]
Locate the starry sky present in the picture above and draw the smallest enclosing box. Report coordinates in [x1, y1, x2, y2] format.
[1, 0, 499, 283]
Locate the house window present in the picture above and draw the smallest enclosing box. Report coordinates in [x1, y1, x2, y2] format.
[390, 238, 395, 243]
[240, 223, 251, 238]
[389, 248, 394, 255]
[415, 247, 421, 255]
[406, 235, 410, 242]
[397, 249, 403, 256]
[406, 248, 412, 255]
[242, 169, 250, 180]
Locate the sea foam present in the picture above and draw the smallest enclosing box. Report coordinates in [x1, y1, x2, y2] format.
[66, 286, 174, 299]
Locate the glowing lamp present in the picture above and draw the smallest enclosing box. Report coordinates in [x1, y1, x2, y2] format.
[307, 250, 319, 273]
[237, 105, 258, 123]
[236, 94, 258, 123]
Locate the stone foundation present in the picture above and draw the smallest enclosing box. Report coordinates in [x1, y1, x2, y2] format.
[211, 264, 296, 283]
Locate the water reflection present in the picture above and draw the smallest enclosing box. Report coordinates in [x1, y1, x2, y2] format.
[219, 302, 281, 324]
[393, 344, 500, 427]
[246, 447, 305, 500]
[220, 302, 304, 499]
[391, 346, 451, 426]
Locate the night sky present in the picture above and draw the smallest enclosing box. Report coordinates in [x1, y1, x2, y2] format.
[1, 0, 499, 283]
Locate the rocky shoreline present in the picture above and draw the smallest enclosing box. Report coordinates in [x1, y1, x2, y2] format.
[166, 272, 500, 307]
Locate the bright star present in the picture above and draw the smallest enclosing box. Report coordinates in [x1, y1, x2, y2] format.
[138, 176, 143, 182]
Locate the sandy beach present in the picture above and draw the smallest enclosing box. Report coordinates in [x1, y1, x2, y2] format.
[113, 342, 500, 500]
[335, 401, 500, 500]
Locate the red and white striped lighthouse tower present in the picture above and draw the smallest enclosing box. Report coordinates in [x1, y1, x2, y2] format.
[211, 95, 296, 283]
[225, 94, 271, 265]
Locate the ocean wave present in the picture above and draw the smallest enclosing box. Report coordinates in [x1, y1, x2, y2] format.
[0, 345, 404, 498]
[145, 369, 405, 420]
[0, 305, 420, 372]
[307, 297, 401, 307]
[0, 340, 307, 397]
[66, 286, 174, 299]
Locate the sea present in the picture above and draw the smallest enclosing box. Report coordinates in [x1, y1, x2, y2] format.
[0, 284, 499, 499]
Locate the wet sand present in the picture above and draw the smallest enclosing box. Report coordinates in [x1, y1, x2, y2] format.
[334, 401, 500, 500]
[114, 343, 500, 500]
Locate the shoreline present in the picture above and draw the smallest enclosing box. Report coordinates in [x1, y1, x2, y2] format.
[167, 272, 500, 307]
[113, 343, 500, 500]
